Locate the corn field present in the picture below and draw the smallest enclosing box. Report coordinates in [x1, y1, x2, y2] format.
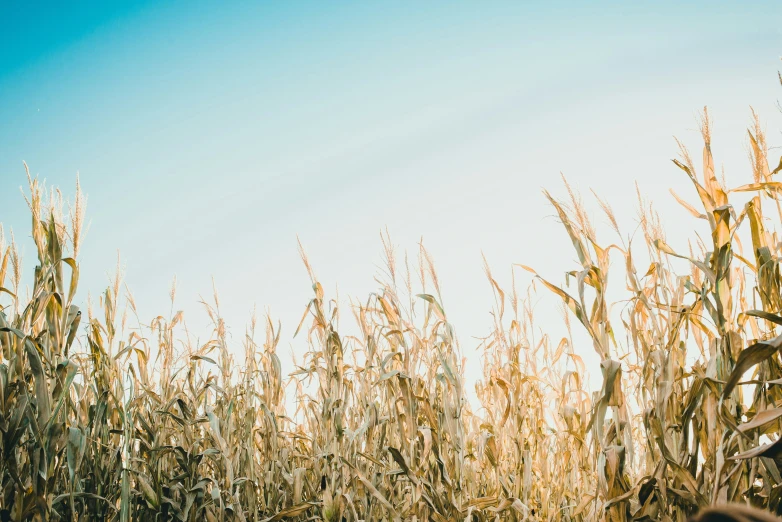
[4, 86, 782, 522]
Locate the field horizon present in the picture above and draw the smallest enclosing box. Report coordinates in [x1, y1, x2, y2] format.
[4, 3, 782, 520]
[4, 71, 782, 520]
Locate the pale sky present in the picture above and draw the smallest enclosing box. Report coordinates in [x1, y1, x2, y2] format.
[1, 1, 782, 405]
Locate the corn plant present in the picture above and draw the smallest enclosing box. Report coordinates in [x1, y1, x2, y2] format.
[2, 72, 782, 522]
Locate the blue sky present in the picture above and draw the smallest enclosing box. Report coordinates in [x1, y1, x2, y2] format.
[2, 1, 782, 403]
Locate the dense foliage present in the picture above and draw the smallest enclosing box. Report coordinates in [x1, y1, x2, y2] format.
[4, 88, 782, 522]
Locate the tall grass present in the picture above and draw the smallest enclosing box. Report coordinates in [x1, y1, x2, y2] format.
[3, 89, 782, 521]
